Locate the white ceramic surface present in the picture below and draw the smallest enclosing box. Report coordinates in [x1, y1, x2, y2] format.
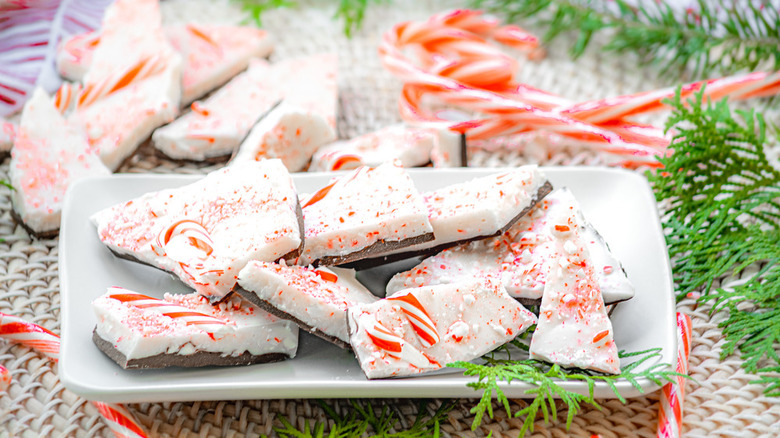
[59, 167, 676, 403]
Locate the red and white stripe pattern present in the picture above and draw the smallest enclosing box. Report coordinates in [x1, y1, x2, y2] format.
[0, 312, 147, 437]
[365, 321, 403, 359]
[152, 219, 214, 258]
[0, 312, 60, 361]
[105, 287, 231, 334]
[77, 54, 167, 108]
[387, 293, 440, 347]
[54, 82, 80, 114]
[364, 319, 431, 368]
[657, 312, 693, 438]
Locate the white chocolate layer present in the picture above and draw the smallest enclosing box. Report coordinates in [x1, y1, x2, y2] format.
[231, 102, 335, 172]
[348, 281, 537, 379]
[10, 89, 109, 234]
[529, 198, 620, 374]
[92, 287, 298, 362]
[300, 160, 433, 265]
[387, 188, 635, 304]
[310, 124, 434, 171]
[237, 262, 378, 343]
[153, 59, 281, 161]
[91, 160, 302, 302]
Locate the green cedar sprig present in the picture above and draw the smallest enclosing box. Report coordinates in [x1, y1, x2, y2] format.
[449, 348, 686, 436]
[647, 87, 780, 395]
[231, 0, 379, 37]
[471, 0, 780, 79]
[273, 399, 455, 437]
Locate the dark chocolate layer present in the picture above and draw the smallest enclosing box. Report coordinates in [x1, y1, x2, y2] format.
[233, 285, 351, 350]
[92, 329, 290, 369]
[9, 207, 60, 239]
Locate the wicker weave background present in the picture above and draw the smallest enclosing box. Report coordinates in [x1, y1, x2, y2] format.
[1, 0, 779, 436]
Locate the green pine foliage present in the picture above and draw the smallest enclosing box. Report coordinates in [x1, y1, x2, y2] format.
[647, 87, 780, 395]
[450, 348, 685, 436]
[232, 0, 379, 36]
[471, 0, 780, 79]
[273, 399, 454, 437]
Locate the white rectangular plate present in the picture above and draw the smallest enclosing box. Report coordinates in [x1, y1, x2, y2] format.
[59, 167, 676, 403]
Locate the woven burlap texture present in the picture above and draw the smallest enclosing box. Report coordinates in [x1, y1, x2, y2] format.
[1, 0, 779, 436]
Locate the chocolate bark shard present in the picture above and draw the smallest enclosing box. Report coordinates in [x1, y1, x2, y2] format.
[9, 88, 110, 237]
[91, 160, 303, 303]
[234, 263, 378, 349]
[386, 188, 635, 306]
[347, 281, 537, 379]
[299, 160, 434, 267]
[529, 199, 620, 374]
[91, 287, 298, 369]
[346, 177, 553, 269]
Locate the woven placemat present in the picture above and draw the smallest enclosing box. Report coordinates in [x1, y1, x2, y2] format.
[1, 0, 779, 436]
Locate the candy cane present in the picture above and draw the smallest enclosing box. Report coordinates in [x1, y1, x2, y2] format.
[105, 287, 232, 334]
[0, 312, 147, 438]
[657, 312, 692, 438]
[387, 294, 440, 347]
[54, 82, 81, 114]
[78, 54, 167, 108]
[153, 219, 214, 258]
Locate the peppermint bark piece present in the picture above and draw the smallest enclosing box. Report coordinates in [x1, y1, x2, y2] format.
[170, 24, 274, 105]
[298, 160, 434, 266]
[347, 281, 537, 379]
[309, 124, 435, 171]
[529, 201, 620, 374]
[69, 0, 182, 171]
[153, 59, 281, 161]
[355, 166, 552, 266]
[235, 262, 378, 348]
[9, 88, 110, 237]
[91, 160, 302, 303]
[92, 287, 298, 369]
[230, 101, 335, 171]
[57, 24, 274, 105]
[387, 188, 634, 305]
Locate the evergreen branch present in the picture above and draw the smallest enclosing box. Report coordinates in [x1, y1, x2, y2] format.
[273, 399, 453, 437]
[449, 348, 685, 436]
[0, 180, 13, 191]
[647, 87, 780, 395]
[232, 0, 297, 26]
[231, 0, 377, 36]
[471, 0, 780, 79]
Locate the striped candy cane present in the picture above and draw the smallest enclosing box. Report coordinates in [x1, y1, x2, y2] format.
[105, 287, 232, 335]
[0, 312, 147, 438]
[657, 312, 692, 438]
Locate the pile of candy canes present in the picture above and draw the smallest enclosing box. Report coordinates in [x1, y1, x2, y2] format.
[379, 9, 780, 168]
